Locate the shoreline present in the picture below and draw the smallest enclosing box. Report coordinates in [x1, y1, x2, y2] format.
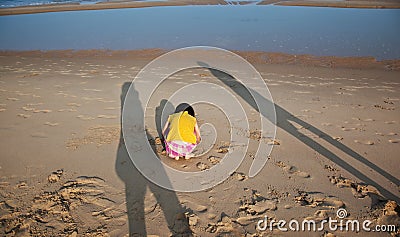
[0, 0, 399, 16]
[1, 49, 399, 71]
[0, 0, 226, 16]
[268, 0, 400, 9]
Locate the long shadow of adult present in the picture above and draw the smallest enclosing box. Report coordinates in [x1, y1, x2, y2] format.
[115, 82, 192, 236]
[198, 62, 399, 204]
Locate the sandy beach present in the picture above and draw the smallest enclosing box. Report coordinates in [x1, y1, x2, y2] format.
[0, 49, 399, 236]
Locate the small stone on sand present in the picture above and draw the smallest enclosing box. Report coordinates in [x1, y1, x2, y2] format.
[197, 162, 209, 171]
[48, 174, 60, 183]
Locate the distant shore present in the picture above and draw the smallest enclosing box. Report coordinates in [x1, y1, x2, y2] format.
[0, 0, 399, 16]
[0, 0, 222, 16]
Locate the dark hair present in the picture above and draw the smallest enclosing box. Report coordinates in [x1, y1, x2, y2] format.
[175, 103, 195, 117]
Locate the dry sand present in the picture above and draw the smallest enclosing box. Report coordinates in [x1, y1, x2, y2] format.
[0, 50, 399, 236]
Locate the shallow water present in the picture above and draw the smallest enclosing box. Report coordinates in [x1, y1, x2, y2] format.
[0, 5, 399, 60]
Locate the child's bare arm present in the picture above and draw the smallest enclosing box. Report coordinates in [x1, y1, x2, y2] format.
[194, 123, 201, 144]
[162, 122, 169, 137]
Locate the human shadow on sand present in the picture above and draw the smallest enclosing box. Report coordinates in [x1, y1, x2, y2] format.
[155, 99, 175, 151]
[115, 82, 192, 237]
[198, 61, 399, 204]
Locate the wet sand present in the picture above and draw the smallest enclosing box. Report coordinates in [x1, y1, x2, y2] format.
[267, 0, 400, 9]
[0, 0, 226, 16]
[0, 50, 399, 236]
[0, 0, 399, 16]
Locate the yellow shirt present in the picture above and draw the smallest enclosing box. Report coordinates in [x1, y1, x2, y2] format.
[166, 111, 196, 144]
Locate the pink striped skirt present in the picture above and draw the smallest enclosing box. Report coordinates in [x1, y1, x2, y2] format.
[165, 140, 196, 158]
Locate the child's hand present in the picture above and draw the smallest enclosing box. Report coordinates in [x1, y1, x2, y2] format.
[194, 123, 201, 144]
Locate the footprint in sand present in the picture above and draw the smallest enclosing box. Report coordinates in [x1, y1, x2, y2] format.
[44, 122, 59, 127]
[30, 132, 48, 138]
[76, 115, 95, 121]
[104, 107, 118, 110]
[335, 91, 353, 96]
[97, 115, 117, 119]
[363, 118, 375, 122]
[376, 201, 400, 229]
[275, 161, 310, 178]
[2, 173, 123, 235]
[294, 91, 311, 94]
[333, 136, 343, 141]
[196, 162, 210, 171]
[341, 127, 356, 131]
[385, 121, 397, 124]
[354, 140, 375, 145]
[207, 156, 221, 165]
[388, 139, 400, 144]
[143, 193, 158, 214]
[16, 92, 30, 96]
[97, 99, 115, 103]
[322, 123, 332, 126]
[33, 109, 52, 113]
[304, 210, 335, 222]
[377, 88, 395, 92]
[83, 88, 102, 92]
[27, 103, 43, 106]
[67, 103, 81, 107]
[22, 106, 34, 111]
[58, 108, 77, 112]
[351, 104, 366, 109]
[7, 97, 19, 101]
[310, 110, 322, 114]
[352, 117, 375, 122]
[56, 92, 77, 98]
[0, 108, 6, 112]
[181, 198, 208, 213]
[17, 113, 31, 118]
[324, 165, 339, 172]
[329, 175, 382, 199]
[66, 125, 119, 149]
[233, 172, 248, 181]
[267, 139, 281, 145]
[294, 191, 344, 208]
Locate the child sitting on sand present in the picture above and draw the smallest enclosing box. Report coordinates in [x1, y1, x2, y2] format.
[162, 103, 201, 160]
